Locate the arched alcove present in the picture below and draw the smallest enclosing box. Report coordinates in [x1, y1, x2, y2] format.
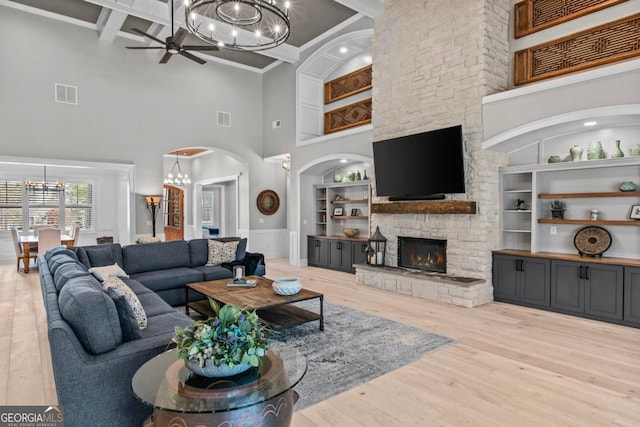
[296, 29, 373, 146]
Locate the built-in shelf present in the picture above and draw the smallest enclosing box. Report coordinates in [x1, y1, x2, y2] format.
[331, 215, 368, 220]
[504, 189, 532, 193]
[539, 191, 640, 198]
[371, 200, 477, 215]
[503, 209, 532, 213]
[538, 219, 640, 226]
[331, 199, 368, 205]
[503, 229, 532, 233]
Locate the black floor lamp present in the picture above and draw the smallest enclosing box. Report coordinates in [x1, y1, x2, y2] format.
[144, 195, 162, 237]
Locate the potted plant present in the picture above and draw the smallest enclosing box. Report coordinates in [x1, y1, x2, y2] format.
[550, 200, 567, 219]
[172, 298, 269, 377]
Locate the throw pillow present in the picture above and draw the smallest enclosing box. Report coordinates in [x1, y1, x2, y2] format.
[45, 246, 78, 263]
[48, 254, 79, 276]
[206, 240, 239, 266]
[102, 276, 147, 329]
[89, 263, 129, 282]
[105, 287, 143, 341]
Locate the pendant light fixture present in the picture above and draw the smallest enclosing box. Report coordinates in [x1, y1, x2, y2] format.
[165, 153, 191, 185]
[24, 165, 65, 193]
[185, 0, 291, 51]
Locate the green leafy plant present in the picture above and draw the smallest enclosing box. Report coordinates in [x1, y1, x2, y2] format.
[550, 200, 566, 210]
[172, 299, 268, 368]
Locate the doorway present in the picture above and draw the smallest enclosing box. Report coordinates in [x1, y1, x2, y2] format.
[194, 175, 239, 238]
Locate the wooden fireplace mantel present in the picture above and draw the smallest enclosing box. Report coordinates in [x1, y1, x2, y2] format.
[371, 200, 477, 215]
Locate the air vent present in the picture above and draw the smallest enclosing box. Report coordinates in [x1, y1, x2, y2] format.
[55, 83, 78, 105]
[217, 111, 231, 127]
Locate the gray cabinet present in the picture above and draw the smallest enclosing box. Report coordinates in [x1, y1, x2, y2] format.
[329, 239, 352, 272]
[493, 254, 550, 307]
[551, 260, 623, 321]
[307, 237, 328, 267]
[623, 267, 640, 326]
[308, 236, 366, 273]
[352, 241, 369, 269]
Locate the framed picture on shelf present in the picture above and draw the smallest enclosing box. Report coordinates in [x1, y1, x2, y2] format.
[333, 207, 344, 216]
[630, 205, 640, 220]
[351, 208, 359, 216]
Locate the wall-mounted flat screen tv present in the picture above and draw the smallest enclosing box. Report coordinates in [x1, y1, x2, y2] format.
[372, 125, 465, 200]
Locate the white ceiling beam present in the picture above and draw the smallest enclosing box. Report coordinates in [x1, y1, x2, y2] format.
[334, 0, 383, 18]
[97, 8, 129, 42]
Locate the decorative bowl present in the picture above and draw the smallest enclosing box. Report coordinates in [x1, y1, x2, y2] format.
[343, 228, 359, 238]
[272, 277, 302, 296]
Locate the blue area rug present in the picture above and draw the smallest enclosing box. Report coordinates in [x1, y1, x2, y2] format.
[268, 301, 455, 410]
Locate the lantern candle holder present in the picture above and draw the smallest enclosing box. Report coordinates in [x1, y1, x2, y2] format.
[367, 226, 387, 266]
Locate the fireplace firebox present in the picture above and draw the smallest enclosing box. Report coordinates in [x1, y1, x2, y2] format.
[397, 237, 446, 273]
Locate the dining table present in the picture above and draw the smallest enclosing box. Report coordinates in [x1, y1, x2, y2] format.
[19, 234, 74, 273]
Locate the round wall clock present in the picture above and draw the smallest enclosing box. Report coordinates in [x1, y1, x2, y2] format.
[256, 189, 280, 215]
[574, 226, 612, 258]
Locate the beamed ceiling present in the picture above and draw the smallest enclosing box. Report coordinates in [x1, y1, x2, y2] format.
[1, 0, 382, 71]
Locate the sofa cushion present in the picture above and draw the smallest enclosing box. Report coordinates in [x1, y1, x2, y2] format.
[129, 267, 204, 293]
[105, 287, 143, 342]
[49, 254, 80, 276]
[119, 277, 154, 296]
[192, 265, 234, 281]
[45, 246, 78, 263]
[136, 292, 180, 318]
[89, 263, 129, 282]
[102, 276, 147, 329]
[53, 262, 90, 292]
[123, 240, 191, 275]
[206, 240, 239, 266]
[58, 275, 122, 354]
[86, 245, 117, 267]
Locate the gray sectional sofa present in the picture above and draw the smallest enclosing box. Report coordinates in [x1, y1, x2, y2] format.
[38, 237, 265, 427]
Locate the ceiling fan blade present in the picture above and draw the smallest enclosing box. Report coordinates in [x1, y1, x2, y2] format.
[126, 46, 165, 50]
[159, 52, 173, 64]
[173, 28, 188, 45]
[179, 51, 206, 65]
[131, 28, 167, 46]
[182, 45, 219, 51]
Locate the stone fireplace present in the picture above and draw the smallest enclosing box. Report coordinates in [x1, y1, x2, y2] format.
[353, 0, 510, 308]
[398, 237, 447, 274]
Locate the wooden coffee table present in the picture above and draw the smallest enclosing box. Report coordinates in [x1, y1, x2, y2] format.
[185, 276, 324, 331]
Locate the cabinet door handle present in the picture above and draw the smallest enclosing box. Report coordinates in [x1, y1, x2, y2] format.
[516, 259, 522, 272]
[361, 244, 368, 253]
[585, 266, 590, 280]
[337, 242, 342, 250]
[579, 265, 584, 280]
[520, 260, 524, 272]
[316, 240, 320, 248]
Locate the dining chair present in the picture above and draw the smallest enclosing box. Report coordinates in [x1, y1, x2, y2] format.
[34, 224, 53, 237]
[69, 224, 80, 246]
[10, 227, 24, 271]
[38, 228, 62, 257]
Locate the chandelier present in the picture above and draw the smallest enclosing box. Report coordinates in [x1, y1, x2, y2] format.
[24, 165, 65, 192]
[184, 0, 291, 51]
[165, 153, 191, 185]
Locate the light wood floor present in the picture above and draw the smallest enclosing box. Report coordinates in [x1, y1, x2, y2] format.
[1, 259, 639, 426]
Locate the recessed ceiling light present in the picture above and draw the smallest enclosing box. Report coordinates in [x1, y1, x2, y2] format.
[364, 55, 372, 64]
[340, 159, 348, 163]
[340, 46, 348, 54]
[583, 121, 597, 127]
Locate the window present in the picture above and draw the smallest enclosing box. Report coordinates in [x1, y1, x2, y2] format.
[28, 189, 61, 228]
[0, 181, 23, 231]
[0, 179, 93, 231]
[202, 191, 214, 223]
[65, 183, 93, 229]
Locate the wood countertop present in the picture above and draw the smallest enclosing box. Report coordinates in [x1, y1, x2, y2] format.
[493, 249, 640, 267]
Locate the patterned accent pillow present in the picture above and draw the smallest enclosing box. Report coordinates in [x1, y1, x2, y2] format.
[206, 240, 239, 266]
[89, 263, 129, 282]
[102, 276, 147, 329]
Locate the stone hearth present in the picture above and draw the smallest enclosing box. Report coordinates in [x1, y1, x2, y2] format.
[355, 264, 492, 308]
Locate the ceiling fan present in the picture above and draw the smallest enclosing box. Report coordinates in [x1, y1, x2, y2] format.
[126, 0, 217, 65]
